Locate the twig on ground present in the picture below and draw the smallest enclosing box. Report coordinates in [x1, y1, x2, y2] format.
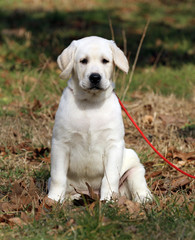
[122, 19, 150, 101]
[120, 30, 129, 98]
[122, 30, 127, 56]
[152, 48, 164, 70]
[109, 17, 118, 83]
[109, 17, 115, 41]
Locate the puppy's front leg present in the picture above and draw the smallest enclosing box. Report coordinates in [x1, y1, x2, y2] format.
[100, 141, 124, 201]
[48, 140, 69, 202]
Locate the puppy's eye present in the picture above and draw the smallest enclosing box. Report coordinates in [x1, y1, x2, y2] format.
[102, 59, 109, 64]
[80, 58, 88, 64]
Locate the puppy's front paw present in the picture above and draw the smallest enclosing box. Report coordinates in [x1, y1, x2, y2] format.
[100, 191, 119, 202]
[48, 188, 66, 203]
[133, 189, 153, 203]
[47, 193, 63, 203]
[100, 191, 112, 201]
[47, 177, 66, 203]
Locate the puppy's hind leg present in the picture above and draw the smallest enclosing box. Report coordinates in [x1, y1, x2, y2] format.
[121, 149, 152, 203]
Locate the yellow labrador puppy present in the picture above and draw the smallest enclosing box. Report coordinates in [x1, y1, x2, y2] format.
[48, 36, 152, 203]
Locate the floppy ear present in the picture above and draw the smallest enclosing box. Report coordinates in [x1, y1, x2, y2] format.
[57, 40, 77, 79]
[110, 41, 129, 74]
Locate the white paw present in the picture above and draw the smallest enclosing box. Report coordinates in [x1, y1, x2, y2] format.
[133, 189, 153, 203]
[70, 193, 81, 200]
[100, 191, 112, 201]
[47, 178, 66, 203]
[47, 193, 64, 203]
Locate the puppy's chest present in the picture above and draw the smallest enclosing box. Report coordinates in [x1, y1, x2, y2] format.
[69, 121, 108, 154]
[68, 126, 106, 180]
[64, 103, 114, 137]
[67, 110, 112, 173]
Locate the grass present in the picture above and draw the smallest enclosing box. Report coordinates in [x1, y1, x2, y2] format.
[0, 0, 195, 239]
[0, 0, 195, 110]
[117, 64, 195, 99]
[1, 197, 194, 240]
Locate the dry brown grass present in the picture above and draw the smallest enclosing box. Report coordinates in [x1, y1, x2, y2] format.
[123, 92, 194, 152]
[0, 91, 194, 184]
[0, 90, 194, 237]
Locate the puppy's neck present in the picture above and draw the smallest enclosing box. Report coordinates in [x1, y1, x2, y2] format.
[68, 78, 114, 103]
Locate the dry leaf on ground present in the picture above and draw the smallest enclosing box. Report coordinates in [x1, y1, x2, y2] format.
[8, 217, 27, 227]
[170, 176, 192, 191]
[159, 114, 186, 126]
[173, 151, 195, 162]
[117, 196, 142, 218]
[85, 182, 100, 201]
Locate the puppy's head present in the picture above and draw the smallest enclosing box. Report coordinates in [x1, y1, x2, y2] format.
[57, 36, 129, 92]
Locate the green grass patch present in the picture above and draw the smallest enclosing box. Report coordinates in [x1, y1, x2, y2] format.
[1, 198, 194, 240]
[117, 64, 195, 100]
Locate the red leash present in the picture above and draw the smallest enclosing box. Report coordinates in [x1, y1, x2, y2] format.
[118, 96, 195, 179]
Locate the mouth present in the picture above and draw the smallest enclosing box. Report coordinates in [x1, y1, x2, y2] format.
[89, 86, 102, 90]
[81, 83, 103, 91]
[80, 81, 109, 92]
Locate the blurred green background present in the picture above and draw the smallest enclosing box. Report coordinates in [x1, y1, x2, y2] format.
[0, 0, 195, 112]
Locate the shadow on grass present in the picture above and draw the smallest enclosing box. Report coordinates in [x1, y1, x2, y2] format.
[0, 5, 195, 69]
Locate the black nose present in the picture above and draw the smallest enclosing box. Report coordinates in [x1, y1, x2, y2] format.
[89, 73, 101, 85]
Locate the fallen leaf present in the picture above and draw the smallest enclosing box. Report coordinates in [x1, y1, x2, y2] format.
[0, 146, 6, 156]
[0, 202, 19, 212]
[175, 160, 186, 167]
[85, 182, 100, 200]
[143, 161, 155, 168]
[124, 199, 141, 215]
[32, 99, 42, 111]
[146, 170, 162, 180]
[167, 147, 195, 162]
[173, 151, 195, 162]
[20, 212, 31, 223]
[11, 194, 32, 206]
[8, 217, 27, 227]
[187, 203, 194, 214]
[117, 196, 127, 206]
[0, 214, 14, 225]
[143, 115, 153, 125]
[159, 114, 186, 126]
[11, 181, 24, 196]
[171, 176, 192, 191]
[35, 200, 45, 221]
[144, 104, 153, 111]
[117, 196, 141, 216]
[28, 178, 38, 196]
[88, 201, 96, 213]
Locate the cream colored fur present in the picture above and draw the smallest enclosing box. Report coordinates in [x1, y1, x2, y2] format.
[48, 36, 152, 203]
